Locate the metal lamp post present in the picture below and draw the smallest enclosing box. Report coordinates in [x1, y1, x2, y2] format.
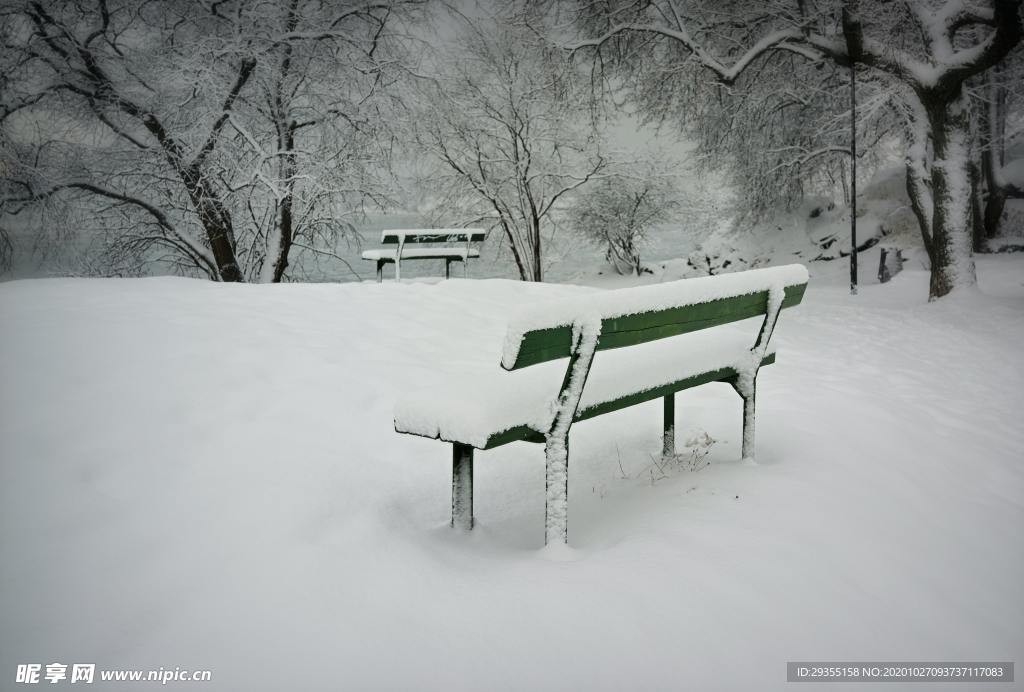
[849, 59, 858, 295]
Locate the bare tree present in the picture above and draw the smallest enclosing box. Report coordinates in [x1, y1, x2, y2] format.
[569, 164, 678, 274]
[1, 0, 420, 281]
[220, 0, 417, 282]
[3, 1, 260, 281]
[561, 0, 1023, 299]
[716, 67, 897, 218]
[976, 52, 1024, 242]
[413, 10, 607, 282]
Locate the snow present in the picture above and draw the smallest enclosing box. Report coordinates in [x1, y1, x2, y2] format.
[501, 263, 808, 369]
[395, 328, 777, 449]
[2, 256, 1023, 691]
[569, 24, 807, 86]
[361, 248, 481, 261]
[380, 228, 485, 242]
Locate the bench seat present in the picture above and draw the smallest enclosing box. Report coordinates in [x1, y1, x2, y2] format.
[395, 327, 776, 450]
[361, 248, 481, 261]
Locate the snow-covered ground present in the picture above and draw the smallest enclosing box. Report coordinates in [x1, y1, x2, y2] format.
[1, 253, 1022, 690]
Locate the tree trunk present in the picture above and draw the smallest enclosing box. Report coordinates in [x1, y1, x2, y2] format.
[902, 98, 935, 267]
[530, 219, 543, 282]
[500, 219, 529, 281]
[145, 115, 244, 283]
[923, 89, 977, 299]
[608, 240, 639, 275]
[984, 187, 1008, 239]
[270, 123, 298, 283]
[970, 159, 986, 254]
[905, 163, 934, 265]
[182, 172, 243, 283]
[268, 0, 299, 284]
[981, 66, 1008, 240]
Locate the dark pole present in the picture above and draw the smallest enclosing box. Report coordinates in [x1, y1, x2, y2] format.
[849, 59, 858, 295]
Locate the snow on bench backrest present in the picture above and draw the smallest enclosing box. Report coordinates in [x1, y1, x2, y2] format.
[502, 264, 809, 370]
[381, 229, 486, 244]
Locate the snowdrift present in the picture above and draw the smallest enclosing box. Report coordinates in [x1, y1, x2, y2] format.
[1, 259, 1022, 691]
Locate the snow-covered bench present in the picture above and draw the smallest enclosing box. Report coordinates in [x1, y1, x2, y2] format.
[362, 229, 485, 282]
[394, 264, 809, 545]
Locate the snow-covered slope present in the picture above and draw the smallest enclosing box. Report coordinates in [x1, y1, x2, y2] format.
[680, 166, 927, 277]
[1, 258, 1022, 690]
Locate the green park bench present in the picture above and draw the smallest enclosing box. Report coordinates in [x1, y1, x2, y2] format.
[361, 229, 486, 282]
[393, 264, 809, 544]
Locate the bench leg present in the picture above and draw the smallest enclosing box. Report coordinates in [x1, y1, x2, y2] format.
[376, 260, 383, 283]
[741, 385, 755, 461]
[541, 319, 598, 546]
[445, 259, 451, 279]
[663, 392, 675, 458]
[452, 443, 474, 530]
[729, 376, 756, 461]
[544, 434, 569, 545]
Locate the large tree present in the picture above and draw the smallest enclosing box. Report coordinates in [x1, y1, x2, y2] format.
[1, 0, 419, 281]
[562, 0, 1023, 298]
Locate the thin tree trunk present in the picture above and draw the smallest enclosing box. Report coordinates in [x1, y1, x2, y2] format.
[268, 0, 300, 284]
[970, 160, 986, 254]
[902, 98, 935, 266]
[905, 164, 934, 264]
[984, 186, 1008, 239]
[500, 219, 529, 281]
[982, 66, 1008, 239]
[531, 218, 543, 282]
[271, 124, 297, 283]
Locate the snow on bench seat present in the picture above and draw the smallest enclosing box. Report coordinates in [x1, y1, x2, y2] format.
[361, 248, 481, 261]
[501, 264, 807, 369]
[395, 326, 775, 450]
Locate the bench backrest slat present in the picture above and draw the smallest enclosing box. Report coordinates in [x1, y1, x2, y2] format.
[502, 265, 808, 370]
[382, 229, 485, 244]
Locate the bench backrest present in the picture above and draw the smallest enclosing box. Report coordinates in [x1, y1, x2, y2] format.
[501, 264, 809, 370]
[381, 229, 486, 244]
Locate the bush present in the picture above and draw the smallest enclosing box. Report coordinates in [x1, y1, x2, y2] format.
[570, 169, 677, 274]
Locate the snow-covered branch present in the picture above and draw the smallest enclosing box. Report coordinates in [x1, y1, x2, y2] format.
[568, 23, 807, 85]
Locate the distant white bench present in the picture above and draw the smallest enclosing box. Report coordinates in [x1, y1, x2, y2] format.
[361, 229, 485, 282]
[393, 264, 809, 545]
